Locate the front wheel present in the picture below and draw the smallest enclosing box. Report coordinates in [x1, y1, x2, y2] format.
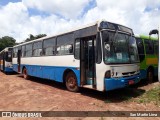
[23, 68, 30, 80]
[65, 72, 79, 92]
[147, 69, 154, 84]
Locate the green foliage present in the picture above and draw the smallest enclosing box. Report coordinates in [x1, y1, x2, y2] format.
[136, 86, 160, 106]
[0, 36, 16, 51]
[25, 34, 47, 42]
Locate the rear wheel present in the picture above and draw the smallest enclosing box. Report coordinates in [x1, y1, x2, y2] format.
[147, 69, 154, 84]
[65, 72, 79, 92]
[23, 68, 29, 79]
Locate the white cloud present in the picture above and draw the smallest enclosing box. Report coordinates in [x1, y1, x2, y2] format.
[0, 0, 160, 42]
[22, 0, 91, 19]
[83, 0, 160, 35]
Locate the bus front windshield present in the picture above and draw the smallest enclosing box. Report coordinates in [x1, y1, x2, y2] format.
[102, 31, 139, 64]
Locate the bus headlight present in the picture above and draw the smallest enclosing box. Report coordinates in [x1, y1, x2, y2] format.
[105, 70, 111, 78]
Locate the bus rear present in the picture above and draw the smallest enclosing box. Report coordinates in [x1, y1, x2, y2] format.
[0, 47, 13, 73]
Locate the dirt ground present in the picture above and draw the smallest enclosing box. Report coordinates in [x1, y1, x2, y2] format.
[0, 71, 159, 120]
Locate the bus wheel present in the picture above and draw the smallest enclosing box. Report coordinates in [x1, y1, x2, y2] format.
[147, 69, 153, 84]
[23, 68, 29, 80]
[65, 72, 79, 92]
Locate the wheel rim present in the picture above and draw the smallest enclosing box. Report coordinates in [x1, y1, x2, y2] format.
[67, 76, 76, 89]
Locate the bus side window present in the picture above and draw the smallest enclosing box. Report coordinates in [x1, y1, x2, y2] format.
[154, 41, 158, 55]
[22, 45, 26, 57]
[26, 43, 33, 57]
[43, 37, 56, 56]
[33, 41, 42, 57]
[144, 39, 154, 54]
[74, 39, 80, 59]
[136, 38, 145, 62]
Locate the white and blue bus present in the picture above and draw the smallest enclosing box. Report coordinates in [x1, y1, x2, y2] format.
[0, 47, 13, 73]
[12, 20, 140, 92]
[149, 25, 160, 82]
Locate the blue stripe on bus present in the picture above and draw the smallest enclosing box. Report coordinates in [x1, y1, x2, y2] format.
[0, 65, 13, 72]
[104, 74, 140, 91]
[4, 67, 13, 72]
[13, 64, 81, 86]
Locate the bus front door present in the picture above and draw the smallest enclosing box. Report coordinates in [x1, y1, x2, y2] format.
[80, 36, 96, 88]
[17, 50, 21, 73]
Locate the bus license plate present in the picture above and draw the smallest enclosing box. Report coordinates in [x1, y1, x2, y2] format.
[129, 80, 134, 85]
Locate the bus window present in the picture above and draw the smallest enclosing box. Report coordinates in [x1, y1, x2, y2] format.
[74, 39, 80, 59]
[25, 43, 33, 57]
[33, 41, 42, 56]
[144, 39, 154, 54]
[5, 51, 12, 62]
[154, 41, 158, 55]
[56, 33, 74, 55]
[43, 38, 56, 56]
[136, 38, 145, 62]
[56, 44, 73, 55]
[21, 45, 26, 57]
[13, 47, 18, 58]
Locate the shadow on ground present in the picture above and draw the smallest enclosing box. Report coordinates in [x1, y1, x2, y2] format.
[16, 75, 148, 103]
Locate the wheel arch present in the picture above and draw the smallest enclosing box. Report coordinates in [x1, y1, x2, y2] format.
[147, 65, 154, 75]
[22, 66, 26, 73]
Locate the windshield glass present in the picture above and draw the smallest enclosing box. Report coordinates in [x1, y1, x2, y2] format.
[102, 31, 139, 64]
[5, 51, 12, 62]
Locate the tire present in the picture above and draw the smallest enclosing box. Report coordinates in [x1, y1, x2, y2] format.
[23, 68, 30, 80]
[147, 69, 154, 84]
[65, 72, 79, 92]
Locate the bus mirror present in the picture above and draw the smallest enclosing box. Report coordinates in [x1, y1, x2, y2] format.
[149, 29, 158, 35]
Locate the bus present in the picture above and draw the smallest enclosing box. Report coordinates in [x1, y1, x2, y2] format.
[135, 35, 158, 83]
[0, 47, 13, 73]
[149, 26, 159, 82]
[12, 20, 140, 92]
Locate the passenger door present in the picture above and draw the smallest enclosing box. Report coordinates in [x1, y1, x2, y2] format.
[79, 36, 96, 88]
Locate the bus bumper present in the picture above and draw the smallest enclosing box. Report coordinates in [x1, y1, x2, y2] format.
[104, 75, 140, 91]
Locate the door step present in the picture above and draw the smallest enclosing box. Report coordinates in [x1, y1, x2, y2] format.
[82, 85, 94, 89]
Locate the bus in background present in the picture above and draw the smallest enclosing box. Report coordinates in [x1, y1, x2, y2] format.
[0, 47, 13, 73]
[12, 20, 140, 92]
[149, 27, 159, 82]
[135, 35, 158, 83]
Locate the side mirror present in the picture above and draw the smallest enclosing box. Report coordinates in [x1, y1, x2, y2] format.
[149, 29, 158, 35]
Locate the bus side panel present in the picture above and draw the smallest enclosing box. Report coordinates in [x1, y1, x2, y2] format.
[19, 56, 80, 84]
[20, 64, 80, 84]
[12, 58, 18, 72]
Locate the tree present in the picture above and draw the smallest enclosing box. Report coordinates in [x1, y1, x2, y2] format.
[0, 36, 16, 51]
[25, 34, 47, 42]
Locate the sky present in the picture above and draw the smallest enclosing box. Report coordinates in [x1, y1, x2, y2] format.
[0, 0, 160, 42]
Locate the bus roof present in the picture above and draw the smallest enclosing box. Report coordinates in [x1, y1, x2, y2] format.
[0, 47, 13, 54]
[13, 20, 133, 48]
[135, 34, 158, 40]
